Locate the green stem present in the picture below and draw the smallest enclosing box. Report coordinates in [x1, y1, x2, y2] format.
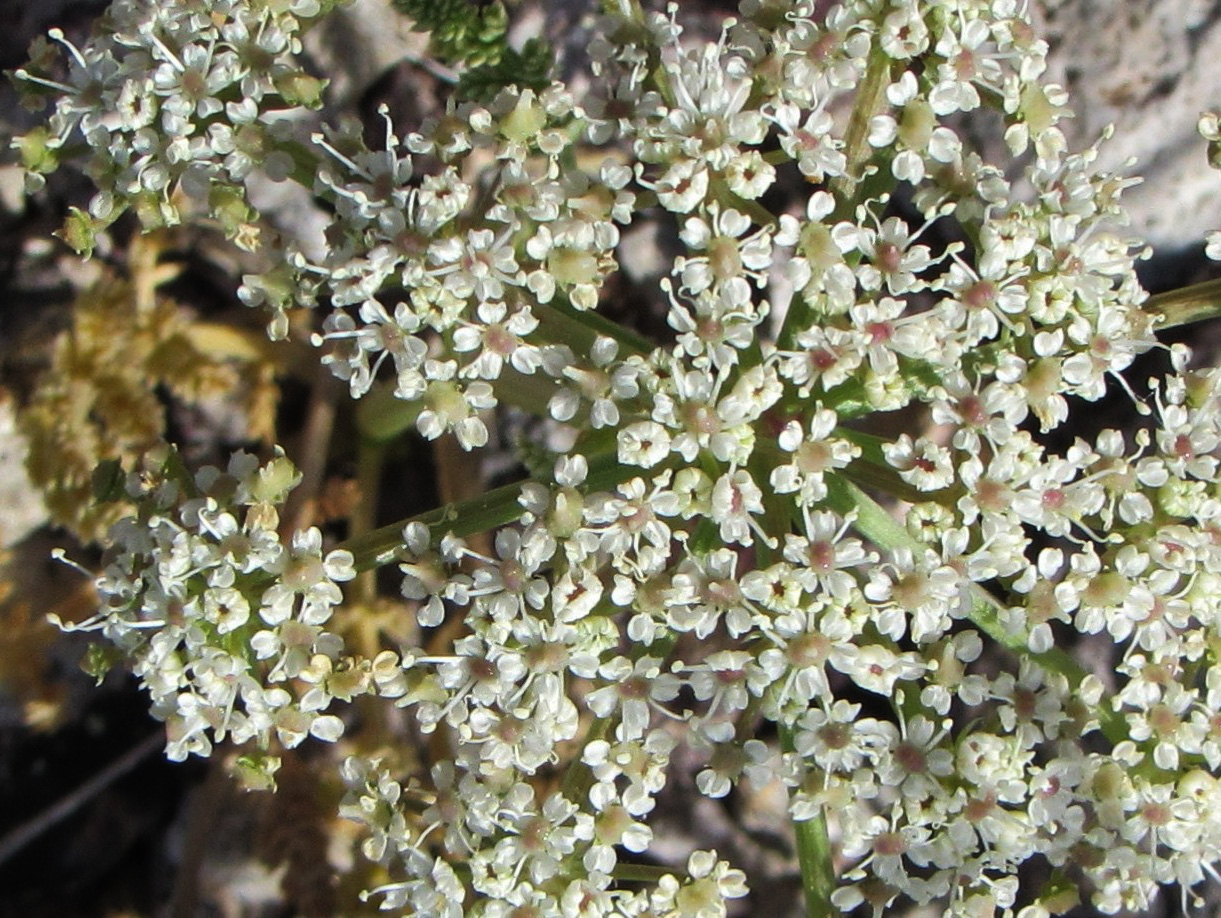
[337, 451, 638, 571]
[779, 722, 835, 918]
[559, 635, 679, 903]
[833, 426, 944, 505]
[533, 300, 653, 358]
[560, 714, 613, 805]
[351, 437, 386, 602]
[1145, 278, 1221, 330]
[277, 137, 327, 192]
[822, 473, 1127, 744]
[778, 48, 893, 351]
[492, 366, 563, 418]
[612, 862, 686, 884]
[828, 55, 891, 213]
[356, 381, 420, 444]
[337, 479, 528, 570]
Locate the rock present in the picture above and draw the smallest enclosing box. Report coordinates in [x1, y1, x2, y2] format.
[1034, 0, 1221, 251]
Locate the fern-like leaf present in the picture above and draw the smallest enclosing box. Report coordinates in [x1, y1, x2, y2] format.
[457, 38, 553, 102]
[391, 0, 510, 67]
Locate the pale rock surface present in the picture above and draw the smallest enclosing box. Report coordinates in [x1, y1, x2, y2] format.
[1033, 0, 1221, 250]
[0, 400, 46, 549]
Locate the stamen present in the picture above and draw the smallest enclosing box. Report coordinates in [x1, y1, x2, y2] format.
[51, 547, 94, 578]
[1109, 368, 1152, 416]
[47, 28, 89, 69]
[13, 68, 77, 96]
[311, 131, 371, 181]
[47, 611, 107, 632]
[145, 30, 186, 73]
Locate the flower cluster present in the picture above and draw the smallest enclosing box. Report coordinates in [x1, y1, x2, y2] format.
[22, 0, 1221, 915]
[64, 447, 355, 762]
[14, 0, 340, 253]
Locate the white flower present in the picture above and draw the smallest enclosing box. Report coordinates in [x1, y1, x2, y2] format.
[417, 363, 496, 449]
[1206, 230, 1221, 261]
[618, 420, 672, 468]
[883, 434, 956, 491]
[710, 469, 765, 547]
[651, 159, 709, 213]
[649, 849, 748, 916]
[586, 656, 681, 741]
[261, 528, 354, 626]
[429, 227, 522, 302]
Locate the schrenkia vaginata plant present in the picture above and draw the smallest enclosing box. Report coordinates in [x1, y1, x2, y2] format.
[17, 0, 1221, 914]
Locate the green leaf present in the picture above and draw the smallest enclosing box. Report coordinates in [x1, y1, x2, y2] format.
[390, 1, 554, 102]
[91, 458, 127, 503]
[456, 39, 554, 103]
[391, 0, 511, 67]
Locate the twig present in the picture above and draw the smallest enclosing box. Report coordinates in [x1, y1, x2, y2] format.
[400, 48, 458, 84]
[0, 730, 164, 867]
[281, 359, 342, 536]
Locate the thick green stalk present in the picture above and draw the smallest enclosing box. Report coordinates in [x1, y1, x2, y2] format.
[610, 863, 681, 884]
[779, 722, 835, 918]
[560, 713, 614, 806]
[336, 453, 638, 571]
[1146, 278, 1221, 330]
[355, 382, 420, 444]
[822, 473, 1128, 744]
[338, 482, 519, 568]
[351, 437, 386, 602]
[832, 426, 943, 504]
[533, 300, 654, 358]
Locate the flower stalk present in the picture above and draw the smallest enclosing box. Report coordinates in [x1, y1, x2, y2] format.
[783, 744, 836, 918]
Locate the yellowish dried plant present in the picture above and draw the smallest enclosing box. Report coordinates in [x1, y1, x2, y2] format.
[20, 234, 280, 542]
